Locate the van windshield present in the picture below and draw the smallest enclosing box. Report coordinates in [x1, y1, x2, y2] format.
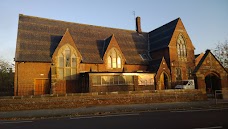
[176, 80, 190, 85]
[182, 81, 188, 85]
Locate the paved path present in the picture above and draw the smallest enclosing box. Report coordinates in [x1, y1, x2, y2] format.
[1, 100, 227, 119]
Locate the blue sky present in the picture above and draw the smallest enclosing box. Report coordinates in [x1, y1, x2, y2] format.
[0, 0, 228, 64]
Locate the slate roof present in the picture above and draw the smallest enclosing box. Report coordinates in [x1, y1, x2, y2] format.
[148, 18, 179, 51]
[195, 53, 204, 66]
[15, 14, 149, 65]
[147, 58, 163, 72]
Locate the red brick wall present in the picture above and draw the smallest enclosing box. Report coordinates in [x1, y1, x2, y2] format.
[149, 20, 195, 87]
[168, 19, 195, 85]
[14, 62, 51, 96]
[195, 52, 228, 93]
[15, 61, 149, 95]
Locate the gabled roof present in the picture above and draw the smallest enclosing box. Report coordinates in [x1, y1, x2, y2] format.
[148, 58, 163, 72]
[102, 34, 126, 61]
[102, 35, 113, 57]
[15, 14, 148, 64]
[52, 28, 82, 59]
[195, 53, 204, 66]
[193, 49, 228, 74]
[148, 18, 179, 51]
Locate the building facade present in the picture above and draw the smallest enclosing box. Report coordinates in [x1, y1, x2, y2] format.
[14, 14, 227, 96]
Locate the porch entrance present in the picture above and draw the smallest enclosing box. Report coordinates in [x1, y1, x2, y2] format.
[205, 73, 221, 95]
[159, 72, 169, 90]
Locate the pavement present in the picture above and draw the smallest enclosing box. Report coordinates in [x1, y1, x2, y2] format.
[1, 100, 228, 120]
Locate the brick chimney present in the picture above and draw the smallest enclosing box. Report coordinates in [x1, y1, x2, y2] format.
[136, 16, 142, 33]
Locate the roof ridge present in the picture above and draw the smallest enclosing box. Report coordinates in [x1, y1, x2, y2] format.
[19, 14, 144, 33]
[149, 17, 180, 33]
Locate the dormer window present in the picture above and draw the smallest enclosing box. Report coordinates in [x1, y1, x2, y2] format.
[140, 54, 149, 60]
[177, 34, 187, 60]
[107, 48, 122, 69]
[57, 45, 77, 80]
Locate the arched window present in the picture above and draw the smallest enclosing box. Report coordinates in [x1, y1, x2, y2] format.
[107, 48, 122, 69]
[188, 67, 192, 78]
[108, 56, 112, 68]
[111, 51, 117, 68]
[176, 68, 182, 80]
[117, 56, 121, 68]
[57, 45, 77, 80]
[177, 34, 187, 59]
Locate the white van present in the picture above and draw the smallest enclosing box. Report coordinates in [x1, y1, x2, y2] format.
[175, 79, 195, 89]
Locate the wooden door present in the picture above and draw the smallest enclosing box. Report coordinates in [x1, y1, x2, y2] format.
[35, 79, 50, 95]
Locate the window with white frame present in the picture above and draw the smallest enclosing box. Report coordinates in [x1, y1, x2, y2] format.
[57, 45, 77, 80]
[107, 48, 122, 69]
[177, 34, 187, 59]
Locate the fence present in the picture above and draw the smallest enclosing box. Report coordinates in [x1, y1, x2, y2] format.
[215, 90, 228, 104]
[0, 87, 14, 96]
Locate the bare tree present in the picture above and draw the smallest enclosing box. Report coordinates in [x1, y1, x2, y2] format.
[213, 40, 228, 68]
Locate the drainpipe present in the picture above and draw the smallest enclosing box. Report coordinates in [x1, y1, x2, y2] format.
[16, 62, 19, 96]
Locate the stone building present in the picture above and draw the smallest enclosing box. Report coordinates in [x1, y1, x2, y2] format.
[14, 14, 227, 96]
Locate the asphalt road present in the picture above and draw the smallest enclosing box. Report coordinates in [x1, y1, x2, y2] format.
[1, 108, 228, 129]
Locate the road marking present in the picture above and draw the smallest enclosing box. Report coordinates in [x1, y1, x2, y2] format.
[70, 113, 139, 119]
[193, 126, 223, 129]
[0, 121, 33, 124]
[170, 108, 228, 113]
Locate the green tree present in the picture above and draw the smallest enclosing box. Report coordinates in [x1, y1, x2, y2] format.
[213, 40, 228, 68]
[0, 58, 14, 96]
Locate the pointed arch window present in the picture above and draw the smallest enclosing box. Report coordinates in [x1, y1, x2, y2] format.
[176, 67, 182, 81]
[188, 67, 192, 78]
[117, 56, 121, 68]
[108, 56, 112, 68]
[57, 45, 77, 80]
[107, 48, 122, 69]
[177, 34, 187, 59]
[111, 51, 117, 68]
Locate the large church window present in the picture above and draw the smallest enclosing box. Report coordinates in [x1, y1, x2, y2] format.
[177, 34, 187, 59]
[65, 47, 71, 67]
[59, 53, 64, 67]
[107, 48, 122, 69]
[72, 54, 76, 67]
[57, 45, 77, 80]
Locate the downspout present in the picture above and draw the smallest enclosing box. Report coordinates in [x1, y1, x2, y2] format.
[16, 62, 19, 96]
[148, 33, 150, 57]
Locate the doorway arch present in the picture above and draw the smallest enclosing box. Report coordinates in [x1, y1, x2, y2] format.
[159, 72, 170, 90]
[205, 72, 221, 94]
